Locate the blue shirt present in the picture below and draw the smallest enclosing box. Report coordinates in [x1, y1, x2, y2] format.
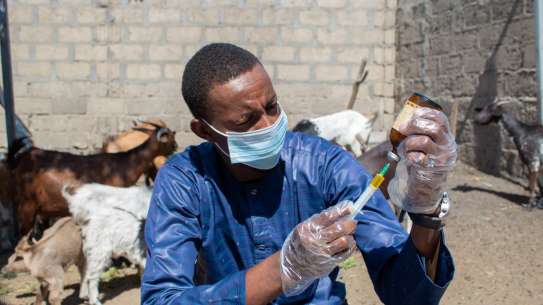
[141, 132, 454, 305]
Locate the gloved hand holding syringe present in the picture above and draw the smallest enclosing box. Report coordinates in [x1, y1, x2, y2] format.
[279, 162, 392, 296]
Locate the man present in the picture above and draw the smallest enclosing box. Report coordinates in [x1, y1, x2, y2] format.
[141, 43, 456, 305]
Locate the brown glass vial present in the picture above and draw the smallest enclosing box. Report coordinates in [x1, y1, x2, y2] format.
[389, 93, 443, 154]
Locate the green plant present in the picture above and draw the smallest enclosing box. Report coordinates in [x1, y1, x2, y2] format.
[100, 266, 121, 282]
[339, 257, 357, 270]
[18, 281, 37, 295]
[0, 285, 12, 296]
[0, 272, 18, 280]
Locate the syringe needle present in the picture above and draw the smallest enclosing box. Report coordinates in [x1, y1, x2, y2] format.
[350, 163, 390, 219]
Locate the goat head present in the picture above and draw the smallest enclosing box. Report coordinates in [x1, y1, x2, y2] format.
[474, 99, 513, 125]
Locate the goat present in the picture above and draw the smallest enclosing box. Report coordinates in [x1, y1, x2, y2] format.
[293, 59, 376, 157]
[0, 205, 13, 251]
[475, 99, 543, 209]
[102, 119, 170, 185]
[0, 157, 10, 208]
[1, 217, 85, 305]
[293, 110, 378, 157]
[63, 183, 151, 305]
[7, 122, 177, 237]
[0, 157, 17, 251]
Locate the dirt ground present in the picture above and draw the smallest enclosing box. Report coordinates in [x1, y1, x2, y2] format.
[1, 161, 542, 305]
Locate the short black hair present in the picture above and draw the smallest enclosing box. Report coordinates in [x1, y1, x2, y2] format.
[181, 43, 261, 120]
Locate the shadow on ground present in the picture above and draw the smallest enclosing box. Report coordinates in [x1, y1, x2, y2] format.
[5, 270, 140, 305]
[452, 184, 529, 206]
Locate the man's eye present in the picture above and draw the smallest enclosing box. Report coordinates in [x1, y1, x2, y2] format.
[266, 102, 278, 112]
[236, 115, 251, 126]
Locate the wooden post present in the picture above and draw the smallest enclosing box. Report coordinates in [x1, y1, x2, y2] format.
[450, 100, 459, 140]
[346, 59, 368, 110]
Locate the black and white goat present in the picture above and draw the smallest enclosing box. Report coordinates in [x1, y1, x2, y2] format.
[63, 184, 152, 305]
[293, 110, 378, 157]
[475, 98, 543, 209]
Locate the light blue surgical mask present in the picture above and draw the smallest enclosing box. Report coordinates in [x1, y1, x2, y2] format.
[203, 108, 288, 170]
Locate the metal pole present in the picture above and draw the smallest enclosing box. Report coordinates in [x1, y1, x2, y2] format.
[0, 0, 15, 149]
[0, 0, 19, 250]
[536, 0, 543, 124]
[0, 86, 31, 140]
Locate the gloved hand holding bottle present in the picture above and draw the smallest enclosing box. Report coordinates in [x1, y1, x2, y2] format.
[279, 201, 357, 296]
[388, 107, 457, 214]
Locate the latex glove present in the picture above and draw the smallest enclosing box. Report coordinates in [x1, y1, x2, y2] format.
[388, 107, 457, 214]
[280, 201, 357, 296]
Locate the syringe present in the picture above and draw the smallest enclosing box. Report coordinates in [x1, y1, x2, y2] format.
[349, 162, 391, 219]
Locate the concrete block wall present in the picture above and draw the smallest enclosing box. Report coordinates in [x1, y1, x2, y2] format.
[395, 0, 536, 178]
[0, 0, 397, 153]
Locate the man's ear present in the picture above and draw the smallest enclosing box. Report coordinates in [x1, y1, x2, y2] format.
[191, 118, 214, 141]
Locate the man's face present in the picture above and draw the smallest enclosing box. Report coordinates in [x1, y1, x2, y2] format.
[190, 63, 281, 179]
[204, 64, 279, 133]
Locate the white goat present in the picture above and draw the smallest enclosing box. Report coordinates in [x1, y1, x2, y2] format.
[292, 110, 377, 157]
[63, 183, 152, 305]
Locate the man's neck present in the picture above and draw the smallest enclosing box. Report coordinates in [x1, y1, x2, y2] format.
[215, 147, 267, 182]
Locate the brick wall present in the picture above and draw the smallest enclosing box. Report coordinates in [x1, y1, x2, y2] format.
[0, 0, 397, 153]
[395, 0, 535, 178]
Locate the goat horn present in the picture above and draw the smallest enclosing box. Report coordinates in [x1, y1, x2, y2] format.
[156, 127, 168, 140]
[368, 111, 378, 122]
[495, 100, 514, 107]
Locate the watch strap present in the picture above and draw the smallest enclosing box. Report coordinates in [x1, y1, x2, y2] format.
[408, 212, 444, 230]
[408, 192, 450, 230]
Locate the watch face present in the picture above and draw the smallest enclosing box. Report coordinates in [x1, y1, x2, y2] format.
[439, 192, 450, 219]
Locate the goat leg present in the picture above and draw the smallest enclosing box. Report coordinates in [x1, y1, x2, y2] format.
[87, 277, 103, 305]
[47, 276, 64, 305]
[527, 171, 538, 209]
[34, 282, 47, 305]
[77, 259, 88, 300]
[536, 174, 543, 209]
[30, 214, 49, 243]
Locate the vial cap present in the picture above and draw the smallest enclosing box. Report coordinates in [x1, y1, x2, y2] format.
[387, 151, 400, 162]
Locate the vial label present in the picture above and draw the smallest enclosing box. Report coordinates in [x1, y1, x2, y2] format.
[392, 100, 421, 130]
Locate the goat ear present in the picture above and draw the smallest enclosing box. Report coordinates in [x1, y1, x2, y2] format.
[7, 252, 19, 265]
[141, 119, 165, 129]
[133, 127, 153, 133]
[494, 100, 513, 107]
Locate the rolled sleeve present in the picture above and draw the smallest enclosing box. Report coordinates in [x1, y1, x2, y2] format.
[141, 162, 247, 305]
[375, 230, 455, 305]
[144, 270, 247, 305]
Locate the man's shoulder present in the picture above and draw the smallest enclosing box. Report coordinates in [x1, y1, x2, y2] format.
[160, 142, 215, 179]
[285, 131, 341, 156]
[285, 131, 369, 176]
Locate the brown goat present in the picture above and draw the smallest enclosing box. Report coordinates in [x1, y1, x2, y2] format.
[2, 217, 84, 305]
[8, 123, 177, 237]
[102, 119, 171, 185]
[0, 159, 10, 207]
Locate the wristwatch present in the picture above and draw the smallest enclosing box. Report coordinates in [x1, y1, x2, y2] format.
[408, 192, 450, 230]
